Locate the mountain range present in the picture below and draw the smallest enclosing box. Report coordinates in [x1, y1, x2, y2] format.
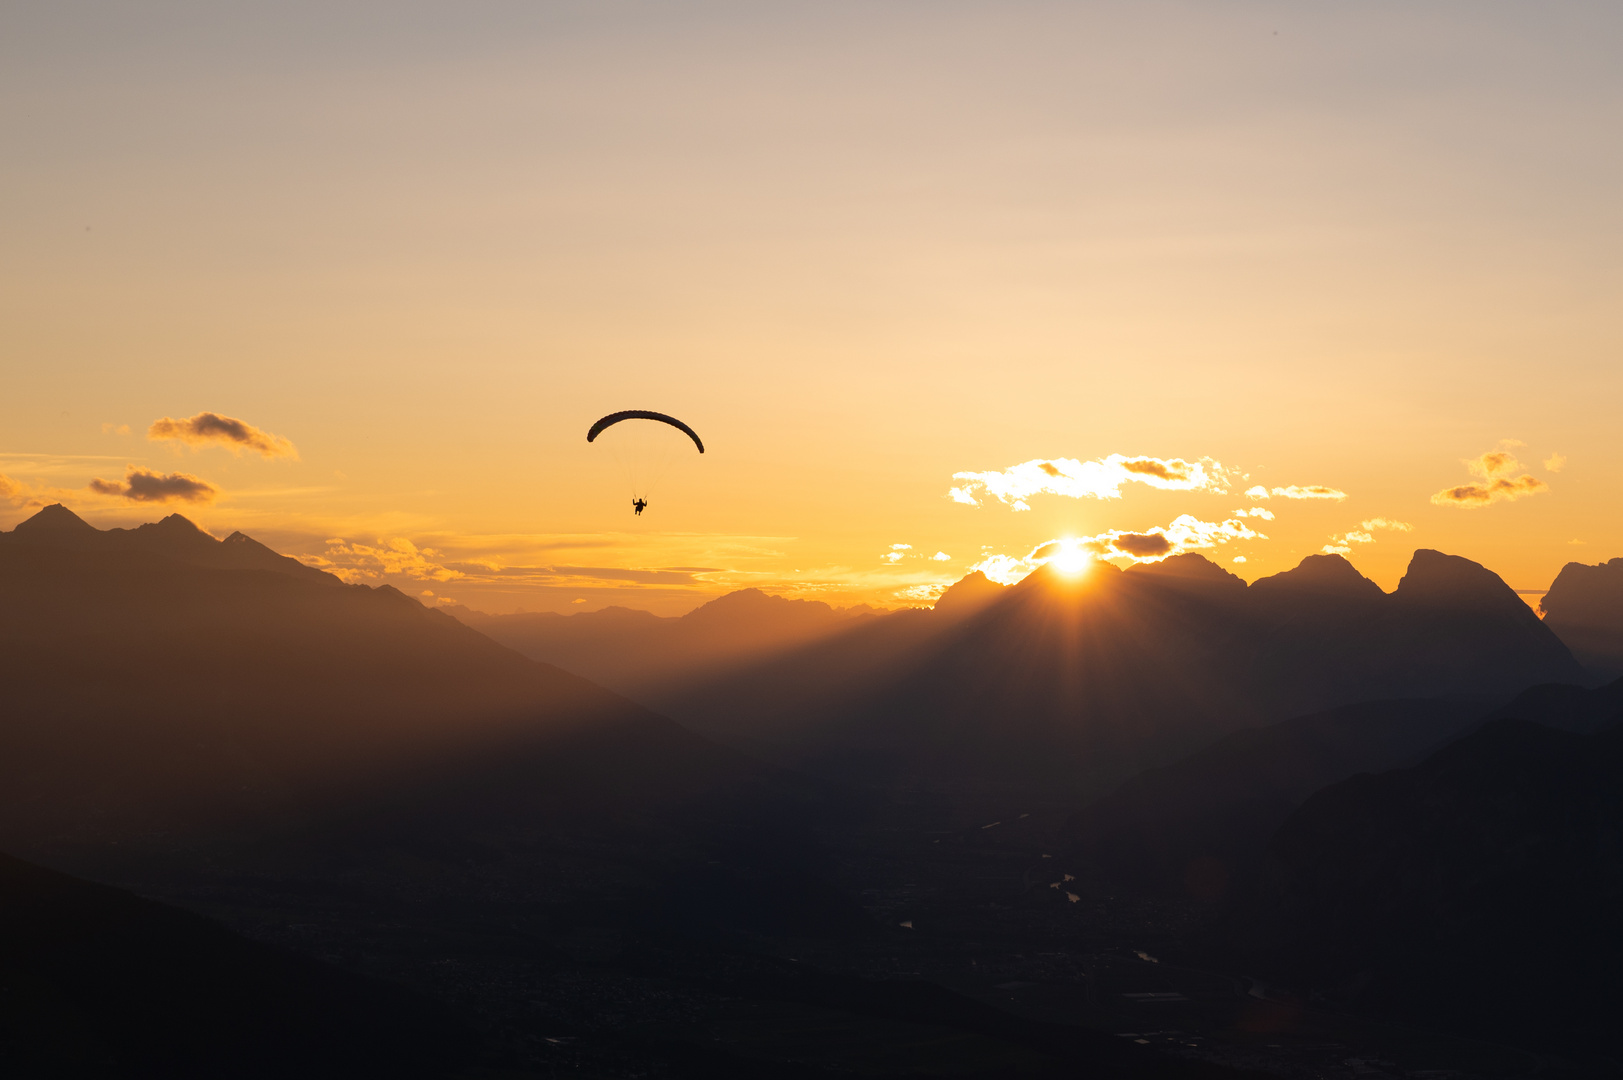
[5, 503, 1614, 1074]
[493, 550, 1581, 796]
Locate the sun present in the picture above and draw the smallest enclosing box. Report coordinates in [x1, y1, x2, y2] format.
[1048, 539, 1091, 576]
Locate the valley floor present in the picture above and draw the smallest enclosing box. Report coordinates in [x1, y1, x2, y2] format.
[70, 791, 1594, 1080]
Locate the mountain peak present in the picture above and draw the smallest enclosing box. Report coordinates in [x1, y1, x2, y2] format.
[1250, 553, 1384, 600]
[1395, 549, 1526, 614]
[12, 503, 97, 537]
[151, 513, 212, 538]
[1125, 552, 1246, 590]
[932, 570, 1007, 616]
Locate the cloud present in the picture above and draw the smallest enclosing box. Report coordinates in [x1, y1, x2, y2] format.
[1234, 507, 1274, 520]
[895, 583, 950, 604]
[930, 551, 951, 561]
[1322, 516, 1412, 554]
[1110, 532, 1174, 557]
[88, 467, 217, 504]
[1232, 556, 1247, 564]
[101, 422, 131, 435]
[1245, 484, 1346, 501]
[1269, 485, 1347, 500]
[949, 453, 1229, 510]
[968, 514, 1264, 583]
[307, 535, 730, 589]
[148, 412, 298, 459]
[1432, 445, 1550, 508]
[311, 538, 466, 583]
[1, 474, 38, 507]
[1544, 452, 1566, 473]
[882, 543, 911, 564]
[1431, 475, 1549, 507]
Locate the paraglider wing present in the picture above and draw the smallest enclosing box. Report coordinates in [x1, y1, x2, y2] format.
[586, 410, 705, 454]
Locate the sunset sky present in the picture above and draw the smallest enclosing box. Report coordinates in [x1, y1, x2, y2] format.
[4, 2, 1620, 613]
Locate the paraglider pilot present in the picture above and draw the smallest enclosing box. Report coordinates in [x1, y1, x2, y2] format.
[632, 498, 648, 516]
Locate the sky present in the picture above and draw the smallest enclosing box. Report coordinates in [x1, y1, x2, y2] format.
[3, 1, 1620, 614]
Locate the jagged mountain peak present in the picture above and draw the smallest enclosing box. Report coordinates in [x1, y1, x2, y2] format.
[1250, 553, 1384, 599]
[1126, 552, 1247, 590]
[932, 570, 1007, 615]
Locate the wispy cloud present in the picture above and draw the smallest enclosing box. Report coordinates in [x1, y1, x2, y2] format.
[309, 538, 466, 582]
[1543, 452, 1566, 473]
[88, 466, 217, 504]
[949, 454, 1229, 511]
[308, 535, 729, 589]
[1431, 444, 1551, 508]
[1323, 517, 1412, 554]
[1246, 484, 1347, 501]
[0, 474, 39, 507]
[149, 412, 298, 459]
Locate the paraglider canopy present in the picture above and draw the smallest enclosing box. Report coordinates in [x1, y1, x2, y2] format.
[586, 411, 704, 513]
[586, 411, 704, 454]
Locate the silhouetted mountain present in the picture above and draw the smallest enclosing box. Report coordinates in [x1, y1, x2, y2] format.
[0, 507, 825, 906]
[453, 587, 876, 703]
[1481, 674, 1623, 733]
[0, 848, 463, 1078]
[1066, 698, 1483, 900]
[1245, 706, 1623, 1053]
[1541, 556, 1623, 679]
[656, 550, 1581, 796]
[930, 569, 1008, 617]
[4, 504, 336, 586]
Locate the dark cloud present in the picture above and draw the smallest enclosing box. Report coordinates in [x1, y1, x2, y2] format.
[1110, 532, 1174, 557]
[148, 412, 297, 459]
[1431, 475, 1548, 508]
[1037, 462, 1063, 477]
[90, 467, 217, 504]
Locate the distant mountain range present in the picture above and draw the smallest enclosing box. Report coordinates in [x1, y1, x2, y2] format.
[499, 550, 1580, 795]
[452, 588, 878, 703]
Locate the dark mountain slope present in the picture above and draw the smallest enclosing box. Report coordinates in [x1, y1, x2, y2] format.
[454, 587, 877, 705]
[0, 849, 462, 1079]
[1245, 710, 1623, 1052]
[0, 507, 805, 875]
[661, 550, 1579, 796]
[1540, 555, 1623, 679]
[1066, 698, 1483, 899]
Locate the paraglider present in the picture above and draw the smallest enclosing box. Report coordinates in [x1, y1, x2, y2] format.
[587, 411, 704, 514]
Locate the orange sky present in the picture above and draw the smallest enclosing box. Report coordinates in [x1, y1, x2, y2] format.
[3, 3, 1620, 614]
